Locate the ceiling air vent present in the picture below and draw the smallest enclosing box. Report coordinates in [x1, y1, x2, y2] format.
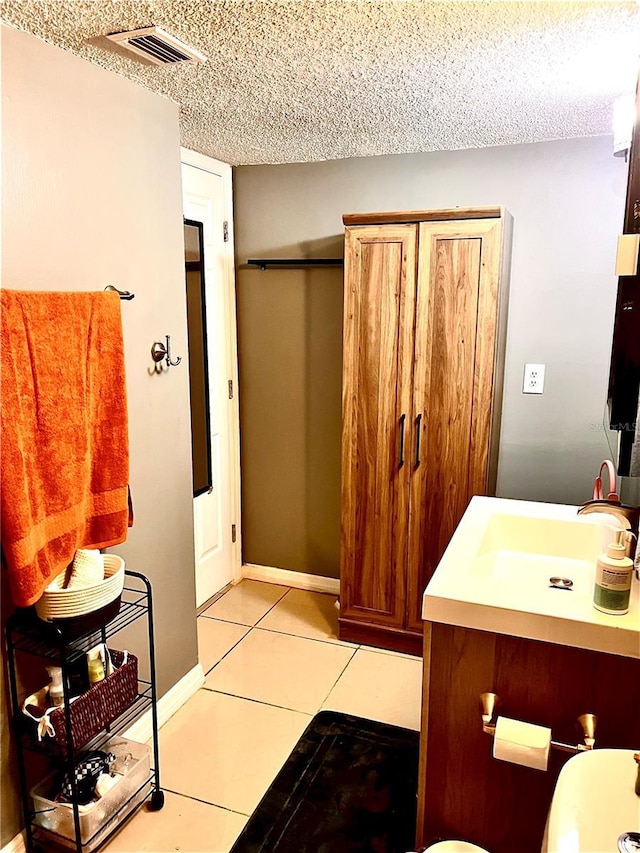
[106, 26, 207, 65]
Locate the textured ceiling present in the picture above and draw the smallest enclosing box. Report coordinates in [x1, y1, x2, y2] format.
[2, 1, 639, 165]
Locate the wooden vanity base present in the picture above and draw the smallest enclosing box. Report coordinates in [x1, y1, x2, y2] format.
[417, 622, 640, 853]
[338, 617, 422, 656]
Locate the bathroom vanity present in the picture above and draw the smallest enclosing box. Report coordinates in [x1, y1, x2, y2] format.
[416, 497, 640, 853]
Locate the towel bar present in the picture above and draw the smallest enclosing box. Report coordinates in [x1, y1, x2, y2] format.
[104, 285, 135, 300]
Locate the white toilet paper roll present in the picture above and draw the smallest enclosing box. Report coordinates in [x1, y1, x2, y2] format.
[492, 716, 551, 771]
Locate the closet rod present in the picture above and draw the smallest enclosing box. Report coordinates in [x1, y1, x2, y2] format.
[247, 258, 344, 271]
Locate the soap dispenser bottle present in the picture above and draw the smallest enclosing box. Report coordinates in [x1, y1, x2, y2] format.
[46, 666, 64, 708]
[593, 530, 634, 615]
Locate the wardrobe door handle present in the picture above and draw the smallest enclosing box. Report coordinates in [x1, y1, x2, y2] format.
[414, 413, 422, 468]
[399, 414, 406, 468]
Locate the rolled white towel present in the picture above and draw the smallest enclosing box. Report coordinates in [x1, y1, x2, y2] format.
[94, 772, 120, 798]
[66, 549, 104, 589]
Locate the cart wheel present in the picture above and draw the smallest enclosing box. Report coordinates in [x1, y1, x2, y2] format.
[149, 789, 165, 811]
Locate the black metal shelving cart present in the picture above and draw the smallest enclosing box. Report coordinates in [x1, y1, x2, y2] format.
[6, 570, 164, 853]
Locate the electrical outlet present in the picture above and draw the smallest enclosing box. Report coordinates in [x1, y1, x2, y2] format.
[523, 363, 545, 394]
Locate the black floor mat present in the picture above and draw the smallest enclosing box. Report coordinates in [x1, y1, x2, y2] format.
[230, 710, 420, 853]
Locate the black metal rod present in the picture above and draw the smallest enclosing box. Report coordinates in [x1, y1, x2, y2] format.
[58, 632, 83, 853]
[6, 625, 36, 853]
[399, 414, 406, 468]
[101, 624, 113, 736]
[247, 258, 344, 270]
[128, 570, 162, 795]
[5, 623, 22, 721]
[13, 728, 34, 852]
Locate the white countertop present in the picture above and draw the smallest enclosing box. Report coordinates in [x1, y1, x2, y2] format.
[422, 496, 640, 659]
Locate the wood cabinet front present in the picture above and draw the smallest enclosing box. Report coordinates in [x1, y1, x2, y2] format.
[340, 225, 416, 630]
[416, 623, 640, 853]
[339, 210, 510, 653]
[406, 219, 504, 632]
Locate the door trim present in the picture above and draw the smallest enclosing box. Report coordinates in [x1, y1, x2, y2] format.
[180, 148, 242, 585]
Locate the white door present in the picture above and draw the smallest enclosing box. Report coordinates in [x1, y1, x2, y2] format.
[181, 152, 241, 606]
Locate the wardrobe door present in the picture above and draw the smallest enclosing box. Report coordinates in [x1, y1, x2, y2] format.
[340, 225, 417, 633]
[406, 218, 503, 631]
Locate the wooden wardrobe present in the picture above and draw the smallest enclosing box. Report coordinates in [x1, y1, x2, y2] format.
[338, 208, 512, 655]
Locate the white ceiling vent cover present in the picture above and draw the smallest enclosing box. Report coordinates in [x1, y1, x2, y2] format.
[106, 26, 207, 65]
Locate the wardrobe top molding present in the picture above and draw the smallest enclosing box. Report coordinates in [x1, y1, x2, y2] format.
[342, 206, 504, 227]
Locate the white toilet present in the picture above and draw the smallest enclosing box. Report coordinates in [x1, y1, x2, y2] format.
[424, 843, 488, 852]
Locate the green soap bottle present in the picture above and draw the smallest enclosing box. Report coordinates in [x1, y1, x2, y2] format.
[593, 531, 634, 615]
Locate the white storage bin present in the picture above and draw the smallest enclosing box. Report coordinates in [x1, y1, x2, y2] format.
[35, 554, 125, 622]
[31, 736, 151, 849]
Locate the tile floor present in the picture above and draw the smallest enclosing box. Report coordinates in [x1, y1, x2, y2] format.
[106, 580, 423, 852]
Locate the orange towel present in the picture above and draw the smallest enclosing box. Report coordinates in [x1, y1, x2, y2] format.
[1, 289, 131, 607]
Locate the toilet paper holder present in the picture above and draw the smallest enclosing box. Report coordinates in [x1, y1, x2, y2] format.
[480, 692, 597, 754]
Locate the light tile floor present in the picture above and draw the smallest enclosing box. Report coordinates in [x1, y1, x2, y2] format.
[106, 580, 423, 852]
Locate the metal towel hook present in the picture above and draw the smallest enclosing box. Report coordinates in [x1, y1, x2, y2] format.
[151, 336, 182, 369]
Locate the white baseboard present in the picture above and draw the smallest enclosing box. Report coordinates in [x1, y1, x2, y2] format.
[242, 563, 340, 596]
[124, 662, 205, 743]
[1, 831, 25, 853]
[1, 663, 205, 853]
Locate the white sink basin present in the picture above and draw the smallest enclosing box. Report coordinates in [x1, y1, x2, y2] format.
[422, 497, 640, 658]
[544, 748, 640, 853]
[471, 513, 601, 591]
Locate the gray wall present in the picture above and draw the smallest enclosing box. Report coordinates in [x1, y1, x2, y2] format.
[234, 136, 627, 577]
[1, 25, 197, 845]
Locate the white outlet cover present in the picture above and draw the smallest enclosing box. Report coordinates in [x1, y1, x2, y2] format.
[523, 363, 545, 394]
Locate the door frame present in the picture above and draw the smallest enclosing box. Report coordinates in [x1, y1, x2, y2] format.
[181, 147, 242, 588]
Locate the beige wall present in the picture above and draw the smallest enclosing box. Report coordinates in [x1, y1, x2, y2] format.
[237, 266, 344, 577]
[234, 136, 627, 578]
[1, 25, 197, 844]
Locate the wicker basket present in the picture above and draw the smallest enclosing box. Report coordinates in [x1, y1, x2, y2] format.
[45, 650, 138, 755]
[35, 555, 125, 623]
